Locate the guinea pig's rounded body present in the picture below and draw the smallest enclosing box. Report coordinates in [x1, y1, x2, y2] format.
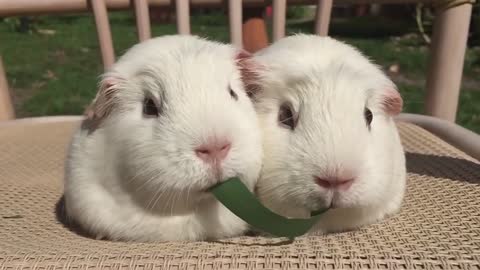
[252, 34, 406, 234]
[64, 35, 263, 242]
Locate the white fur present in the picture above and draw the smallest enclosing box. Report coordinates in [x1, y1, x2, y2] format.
[252, 34, 406, 234]
[64, 35, 263, 242]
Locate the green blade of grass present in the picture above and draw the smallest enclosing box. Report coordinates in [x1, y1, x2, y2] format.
[210, 177, 328, 239]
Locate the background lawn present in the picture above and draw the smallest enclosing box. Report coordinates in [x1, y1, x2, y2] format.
[1, 8, 479, 133]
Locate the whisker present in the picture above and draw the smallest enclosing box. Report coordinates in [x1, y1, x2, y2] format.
[153, 186, 173, 212]
[135, 171, 160, 192]
[146, 185, 165, 212]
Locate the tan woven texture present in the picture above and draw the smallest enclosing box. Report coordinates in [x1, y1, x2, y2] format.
[0, 120, 479, 270]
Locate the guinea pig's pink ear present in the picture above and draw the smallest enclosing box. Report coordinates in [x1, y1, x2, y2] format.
[380, 87, 403, 116]
[235, 50, 264, 98]
[84, 75, 122, 125]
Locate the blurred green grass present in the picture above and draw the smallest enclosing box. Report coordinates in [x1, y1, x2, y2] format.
[0, 11, 479, 133]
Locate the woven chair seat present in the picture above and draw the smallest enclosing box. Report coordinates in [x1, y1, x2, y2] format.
[0, 119, 479, 269]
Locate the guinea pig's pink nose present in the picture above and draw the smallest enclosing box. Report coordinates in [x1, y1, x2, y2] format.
[315, 176, 354, 191]
[195, 140, 231, 163]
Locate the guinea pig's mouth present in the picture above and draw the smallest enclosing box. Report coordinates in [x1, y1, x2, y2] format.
[201, 181, 221, 193]
[308, 202, 333, 213]
[201, 185, 215, 193]
[201, 175, 238, 193]
[321, 196, 355, 210]
[305, 196, 334, 213]
[201, 172, 237, 192]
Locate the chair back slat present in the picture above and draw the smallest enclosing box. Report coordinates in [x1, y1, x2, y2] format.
[314, 0, 333, 36]
[425, 3, 473, 122]
[272, 0, 286, 41]
[134, 0, 152, 41]
[228, 0, 243, 48]
[0, 57, 15, 121]
[90, 0, 115, 69]
[176, 0, 191, 34]
[0, 0, 474, 124]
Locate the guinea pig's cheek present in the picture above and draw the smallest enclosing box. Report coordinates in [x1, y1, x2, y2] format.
[332, 182, 368, 208]
[332, 192, 358, 208]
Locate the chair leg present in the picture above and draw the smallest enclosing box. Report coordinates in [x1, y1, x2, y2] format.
[134, 0, 151, 41]
[272, 0, 286, 42]
[0, 56, 15, 121]
[425, 3, 473, 122]
[229, 0, 243, 48]
[175, 0, 190, 35]
[90, 0, 115, 70]
[315, 0, 333, 36]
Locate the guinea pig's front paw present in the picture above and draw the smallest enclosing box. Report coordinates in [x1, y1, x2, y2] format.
[95, 233, 107, 240]
[246, 228, 277, 238]
[244, 229, 263, 237]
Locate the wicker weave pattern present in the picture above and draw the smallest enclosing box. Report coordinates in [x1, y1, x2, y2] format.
[0, 120, 479, 269]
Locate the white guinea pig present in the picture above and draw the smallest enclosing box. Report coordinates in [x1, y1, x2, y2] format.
[252, 34, 406, 234]
[64, 35, 263, 242]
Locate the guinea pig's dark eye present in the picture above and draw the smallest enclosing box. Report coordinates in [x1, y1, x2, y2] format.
[143, 97, 159, 117]
[364, 107, 373, 129]
[229, 87, 238, 101]
[278, 102, 297, 130]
